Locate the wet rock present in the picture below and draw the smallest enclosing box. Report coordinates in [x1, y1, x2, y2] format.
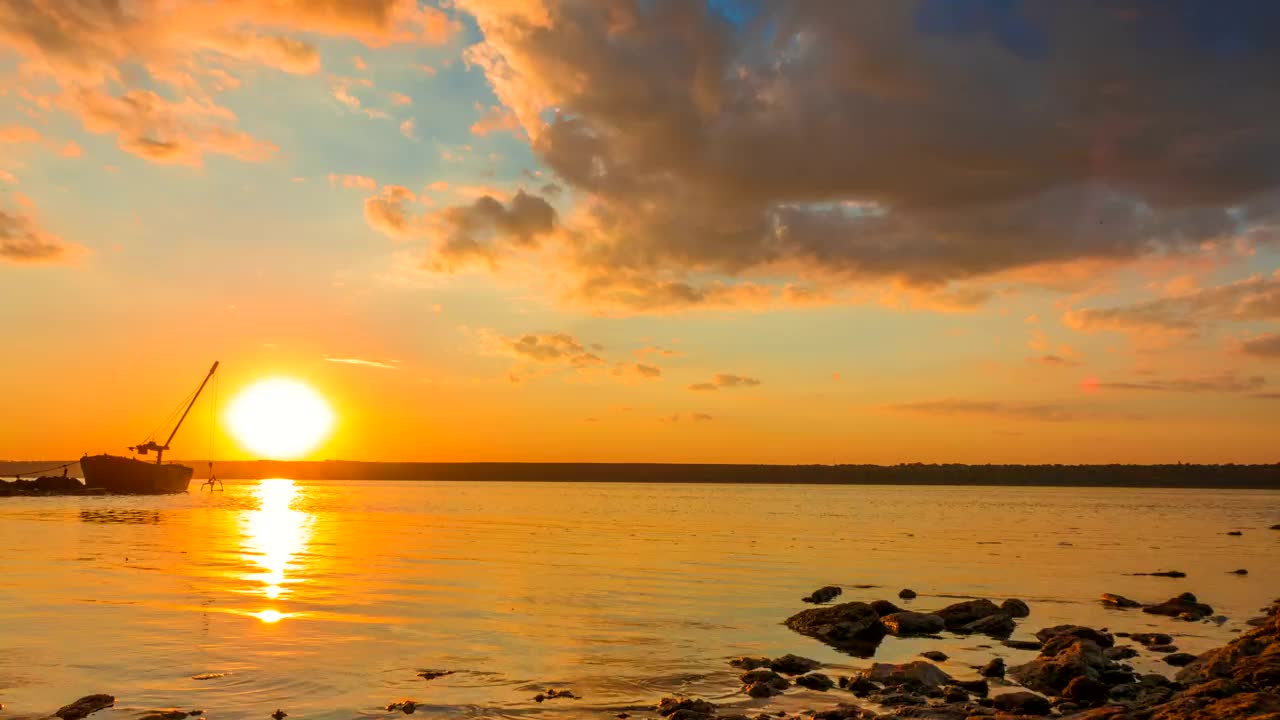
[1133, 570, 1187, 578]
[1144, 593, 1214, 621]
[741, 669, 790, 697]
[1009, 639, 1110, 695]
[861, 661, 953, 690]
[870, 599, 904, 617]
[1131, 632, 1174, 646]
[1064, 676, 1111, 705]
[656, 697, 716, 719]
[1001, 599, 1031, 618]
[1230, 569, 1249, 575]
[868, 690, 927, 706]
[961, 613, 1016, 637]
[1146, 692, 1280, 720]
[1148, 644, 1179, 653]
[1035, 625, 1114, 649]
[137, 711, 189, 720]
[899, 589, 918, 600]
[992, 690, 1052, 715]
[943, 686, 969, 703]
[811, 706, 867, 720]
[534, 689, 578, 701]
[55, 695, 116, 720]
[881, 611, 946, 636]
[844, 675, 879, 696]
[784, 602, 885, 656]
[729, 656, 772, 670]
[1163, 652, 1197, 667]
[1100, 593, 1142, 609]
[954, 678, 989, 697]
[1227, 530, 1243, 536]
[933, 599, 1003, 630]
[804, 586, 844, 604]
[744, 681, 784, 698]
[980, 658, 1005, 678]
[386, 700, 419, 714]
[795, 672, 835, 691]
[271, 711, 287, 720]
[1272, 524, 1280, 530]
[1104, 646, 1139, 661]
[921, 650, 949, 661]
[1002, 638, 1042, 651]
[770, 654, 821, 675]
[417, 669, 455, 680]
[1176, 615, 1280, 689]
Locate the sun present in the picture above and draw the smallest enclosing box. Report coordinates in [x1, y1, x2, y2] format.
[227, 378, 335, 459]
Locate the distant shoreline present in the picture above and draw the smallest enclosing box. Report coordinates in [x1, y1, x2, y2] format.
[3, 460, 1279, 489]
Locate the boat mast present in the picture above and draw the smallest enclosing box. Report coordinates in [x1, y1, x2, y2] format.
[132, 361, 219, 465]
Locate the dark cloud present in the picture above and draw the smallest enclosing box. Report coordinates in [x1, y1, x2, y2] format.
[1239, 333, 1280, 358]
[687, 373, 761, 391]
[1065, 272, 1280, 334]
[0, 208, 75, 264]
[611, 362, 661, 379]
[1095, 372, 1265, 393]
[428, 190, 557, 269]
[454, 0, 1280, 311]
[887, 399, 1073, 422]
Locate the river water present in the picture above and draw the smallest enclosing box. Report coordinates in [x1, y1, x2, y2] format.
[0, 480, 1276, 719]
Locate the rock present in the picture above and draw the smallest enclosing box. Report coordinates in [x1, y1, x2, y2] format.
[1230, 569, 1249, 575]
[784, 602, 885, 656]
[899, 588, 918, 599]
[921, 650, 949, 661]
[870, 599, 904, 617]
[1001, 599, 1031, 618]
[933, 599, 1003, 630]
[881, 611, 947, 636]
[744, 681, 783, 698]
[1134, 570, 1187, 578]
[795, 672, 835, 691]
[1176, 613, 1280, 689]
[136, 711, 188, 720]
[656, 697, 716, 718]
[1100, 593, 1142, 609]
[729, 656, 772, 670]
[961, 613, 1016, 637]
[1147, 692, 1280, 720]
[1131, 633, 1174, 646]
[943, 686, 969, 703]
[992, 691, 1052, 715]
[1002, 638, 1042, 651]
[1145, 594, 1214, 621]
[1227, 530, 1243, 536]
[271, 711, 287, 720]
[1148, 644, 1179, 653]
[1009, 639, 1110, 695]
[861, 661, 953, 690]
[1163, 652, 1197, 667]
[770, 653, 821, 675]
[804, 585, 843, 604]
[1035, 625, 1115, 649]
[868, 690, 927, 706]
[953, 679, 989, 697]
[740, 669, 789, 697]
[1105, 646, 1139, 661]
[980, 658, 1005, 678]
[1100, 668, 1139, 685]
[386, 700, 419, 714]
[538, 689, 577, 701]
[1272, 524, 1280, 530]
[1063, 676, 1111, 705]
[417, 669, 454, 680]
[56, 695, 116, 720]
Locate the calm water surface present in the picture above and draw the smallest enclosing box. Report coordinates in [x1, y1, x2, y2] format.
[0, 481, 1276, 719]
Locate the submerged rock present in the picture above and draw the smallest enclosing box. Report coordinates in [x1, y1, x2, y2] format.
[740, 669, 789, 697]
[385, 700, 419, 714]
[861, 661, 952, 690]
[1001, 598, 1031, 618]
[961, 612, 1016, 637]
[1144, 593, 1214, 620]
[728, 656, 772, 670]
[55, 695, 115, 720]
[920, 650, 948, 661]
[784, 602, 885, 656]
[1131, 633, 1174, 646]
[1164, 652, 1197, 667]
[869, 599, 903, 617]
[1002, 638, 1043, 651]
[803, 586, 843, 604]
[1100, 593, 1142, 609]
[880, 611, 946, 636]
[1036, 625, 1115, 649]
[933, 598, 1004, 630]
[770, 653, 821, 675]
[795, 672, 835, 691]
[1230, 569, 1249, 575]
[1227, 530, 1243, 536]
[981, 658, 1006, 678]
[898, 588, 918, 599]
[271, 711, 287, 720]
[1133, 570, 1188, 578]
[417, 670, 455, 680]
[656, 697, 716, 718]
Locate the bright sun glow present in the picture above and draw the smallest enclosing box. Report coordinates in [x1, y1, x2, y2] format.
[227, 378, 334, 459]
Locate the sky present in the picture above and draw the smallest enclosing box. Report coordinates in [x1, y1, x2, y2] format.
[2, 0, 1279, 464]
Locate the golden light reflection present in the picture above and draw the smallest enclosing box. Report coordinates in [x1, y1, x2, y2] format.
[241, 478, 311, 623]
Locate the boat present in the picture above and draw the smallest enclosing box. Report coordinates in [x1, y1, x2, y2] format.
[80, 361, 219, 495]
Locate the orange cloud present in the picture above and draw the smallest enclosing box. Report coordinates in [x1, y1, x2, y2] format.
[687, 374, 760, 391]
[390, 92, 413, 106]
[364, 185, 418, 238]
[0, 125, 41, 143]
[328, 173, 378, 190]
[1, 201, 85, 265]
[469, 104, 520, 136]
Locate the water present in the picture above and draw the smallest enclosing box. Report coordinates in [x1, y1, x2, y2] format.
[0, 480, 1276, 719]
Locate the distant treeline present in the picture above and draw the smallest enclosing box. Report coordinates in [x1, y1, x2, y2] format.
[4, 460, 1275, 489]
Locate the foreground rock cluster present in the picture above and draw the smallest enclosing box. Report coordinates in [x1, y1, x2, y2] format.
[0, 476, 98, 496]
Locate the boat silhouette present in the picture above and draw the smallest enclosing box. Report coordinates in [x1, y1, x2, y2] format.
[80, 361, 218, 494]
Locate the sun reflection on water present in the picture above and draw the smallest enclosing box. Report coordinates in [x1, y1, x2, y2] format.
[241, 479, 311, 622]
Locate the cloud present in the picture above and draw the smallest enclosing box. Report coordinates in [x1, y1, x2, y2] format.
[328, 173, 377, 190]
[0, 125, 40, 144]
[635, 345, 681, 360]
[687, 373, 761, 391]
[470, 103, 520, 136]
[1065, 272, 1280, 335]
[445, 1, 1280, 313]
[325, 356, 397, 369]
[1093, 372, 1265, 394]
[662, 412, 714, 423]
[390, 92, 412, 106]
[887, 399, 1073, 422]
[1028, 354, 1080, 367]
[363, 184, 418, 238]
[1, 206, 82, 264]
[611, 362, 661, 379]
[1239, 333, 1280, 358]
[481, 330, 603, 368]
[425, 190, 557, 269]
[400, 118, 417, 140]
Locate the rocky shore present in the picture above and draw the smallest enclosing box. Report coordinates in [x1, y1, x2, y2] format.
[25, 588, 1280, 720]
[0, 476, 101, 497]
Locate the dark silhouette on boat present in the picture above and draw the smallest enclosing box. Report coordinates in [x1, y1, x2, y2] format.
[80, 361, 219, 495]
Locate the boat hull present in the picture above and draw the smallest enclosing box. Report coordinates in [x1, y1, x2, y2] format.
[79, 454, 193, 494]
